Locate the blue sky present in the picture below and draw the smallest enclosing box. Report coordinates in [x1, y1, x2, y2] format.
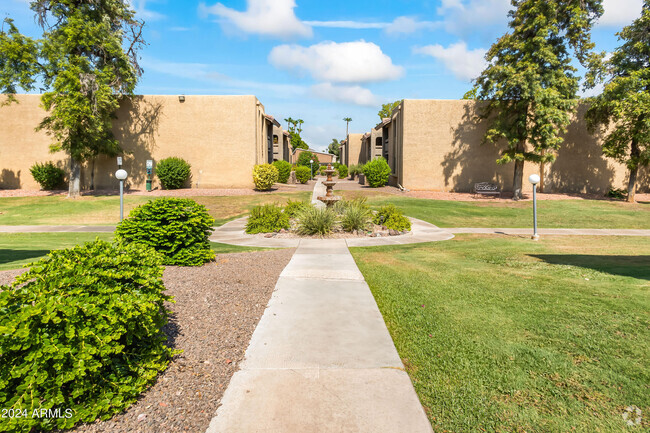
[2, 0, 644, 151]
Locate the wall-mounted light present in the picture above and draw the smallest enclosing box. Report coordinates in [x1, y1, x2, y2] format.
[179, 95, 185, 103]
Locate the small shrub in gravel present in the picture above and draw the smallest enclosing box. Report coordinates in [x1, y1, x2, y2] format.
[284, 199, 309, 218]
[337, 164, 348, 178]
[252, 163, 279, 190]
[273, 160, 292, 184]
[363, 157, 391, 187]
[29, 161, 65, 190]
[0, 240, 174, 433]
[295, 166, 311, 184]
[295, 205, 336, 235]
[115, 198, 215, 266]
[373, 204, 411, 231]
[340, 204, 372, 232]
[156, 157, 192, 189]
[246, 203, 290, 234]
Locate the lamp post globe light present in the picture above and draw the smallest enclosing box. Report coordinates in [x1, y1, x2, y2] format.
[310, 159, 314, 179]
[115, 169, 128, 221]
[529, 174, 540, 241]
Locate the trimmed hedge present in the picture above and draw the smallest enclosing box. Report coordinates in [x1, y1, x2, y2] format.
[0, 240, 174, 432]
[245, 204, 290, 234]
[30, 161, 65, 190]
[115, 198, 215, 266]
[363, 157, 391, 188]
[273, 160, 292, 184]
[253, 164, 279, 190]
[337, 164, 348, 178]
[295, 166, 311, 184]
[156, 157, 191, 190]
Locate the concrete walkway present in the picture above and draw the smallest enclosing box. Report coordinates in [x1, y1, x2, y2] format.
[205, 239, 433, 433]
[448, 228, 650, 236]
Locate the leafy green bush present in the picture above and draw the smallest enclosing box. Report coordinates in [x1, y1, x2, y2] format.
[373, 204, 411, 231]
[607, 187, 628, 199]
[29, 161, 65, 190]
[340, 202, 372, 232]
[363, 157, 391, 187]
[115, 198, 215, 266]
[272, 160, 292, 184]
[297, 151, 318, 176]
[245, 203, 290, 234]
[156, 157, 192, 190]
[0, 240, 174, 432]
[295, 166, 311, 184]
[337, 164, 348, 178]
[284, 199, 309, 218]
[348, 164, 357, 177]
[252, 164, 279, 190]
[295, 205, 336, 235]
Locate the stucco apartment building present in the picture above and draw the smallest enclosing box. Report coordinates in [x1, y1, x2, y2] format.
[0, 94, 289, 190]
[349, 99, 649, 194]
[291, 148, 335, 165]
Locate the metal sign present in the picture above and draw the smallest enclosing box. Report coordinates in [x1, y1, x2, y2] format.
[146, 160, 153, 169]
[117, 156, 123, 166]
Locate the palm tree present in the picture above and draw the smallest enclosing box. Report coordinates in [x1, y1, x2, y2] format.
[284, 117, 296, 133]
[296, 119, 304, 134]
[343, 117, 352, 137]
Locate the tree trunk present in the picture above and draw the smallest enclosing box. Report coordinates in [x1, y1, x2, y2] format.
[512, 159, 525, 200]
[627, 138, 640, 203]
[68, 156, 81, 198]
[90, 158, 95, 191]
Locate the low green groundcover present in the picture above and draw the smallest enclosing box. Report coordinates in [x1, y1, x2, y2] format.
[0, 240, 175, 432]
[115, 198, 215, 266]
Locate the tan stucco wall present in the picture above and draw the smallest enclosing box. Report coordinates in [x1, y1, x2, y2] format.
[345, 134, 364, 167]
[398, 99, 648, 193]
[0, 94, 269, 190]
[291, 148, 334, 164]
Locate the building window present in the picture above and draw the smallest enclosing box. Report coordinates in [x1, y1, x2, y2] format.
[273, 135, 279, 144]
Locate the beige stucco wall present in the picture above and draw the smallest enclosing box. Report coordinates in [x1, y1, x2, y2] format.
[291, 148, 334, 164]
[0, 94, 270, 190]
[345, 134, 364, 167]
[398, 99, 648, 193]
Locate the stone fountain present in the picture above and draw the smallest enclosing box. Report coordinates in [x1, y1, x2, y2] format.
[317, 163, 342, 207]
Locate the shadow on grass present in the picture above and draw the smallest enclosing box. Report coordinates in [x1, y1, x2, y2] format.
[0, 249, 50, 265]
[530, 254, 650, 280]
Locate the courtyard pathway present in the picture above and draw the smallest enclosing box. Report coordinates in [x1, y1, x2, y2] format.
[204, 238, 433, 433]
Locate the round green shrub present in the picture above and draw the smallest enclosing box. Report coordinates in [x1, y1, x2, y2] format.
[337, 164, 348, 179]
[245, 203, 290, 234]
[253, 164, 279, 190]
[295, 205, 336, 235]
[115, 198, 215, 266]
[373, 204, 411, 231]
[273, 160, 292, 184]
[30, 161, 65, 190]
[0, 240, 174, 432]
[297, 151, 318, 176]
[363, 157, 391, 187]
[295, 166, 311, 184]
[156, 157, 192, 190]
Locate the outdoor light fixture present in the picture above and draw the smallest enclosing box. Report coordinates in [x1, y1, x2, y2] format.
[529, 174, 541, 241]
[179, 95, 185, 103]
[310, 159, 314, 179]
[116, 169, 128, 221]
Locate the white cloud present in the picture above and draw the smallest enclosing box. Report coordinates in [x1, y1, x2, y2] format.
[130, 0, 165, 21]
[437, 0, 511, 34]
[414, 42, 486, 81]
[598, 0, 643, 26]
[310, 83, 380, 107]
[200, 0, 312, 39]
[304, 20, 387, 29]
[384, 16, 440, 35]
[269, 40, 404, 84]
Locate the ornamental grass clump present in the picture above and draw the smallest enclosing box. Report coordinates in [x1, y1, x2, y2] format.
[373, 204, 411, 231]
[284, 199, 309, 218]
[0, 240, 175, 433]
[29, 161, 65, 190]
[115, 198, 215, 266]
[272, 160, 292, 184]
[340, 203, 372, 232]
[295, 205, 336, 236]
[245, 203, 290, 234]
[156, 157, 192, 190]
[252, 163, 279, 190]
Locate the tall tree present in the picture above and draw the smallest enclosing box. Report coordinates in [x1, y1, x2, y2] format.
[585, 1, 650, 203]
[0, 1, 144, 198]
[378, 100, 401, 120]
[343, 117, 352, 137]
[327, 138, 340, 157]
[283, 117, 296, 134]
[469, 0, 603, 199]
[296, 119, 304, 135]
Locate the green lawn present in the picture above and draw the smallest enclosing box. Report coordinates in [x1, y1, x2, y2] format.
[351, 235, 649, 432]
[0, 192, 310, 226]
[340, 191, 650, 229]
[0, 233, 269, 271]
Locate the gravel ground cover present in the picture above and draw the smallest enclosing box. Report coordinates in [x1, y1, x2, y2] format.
[0, 248, 294, 433]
